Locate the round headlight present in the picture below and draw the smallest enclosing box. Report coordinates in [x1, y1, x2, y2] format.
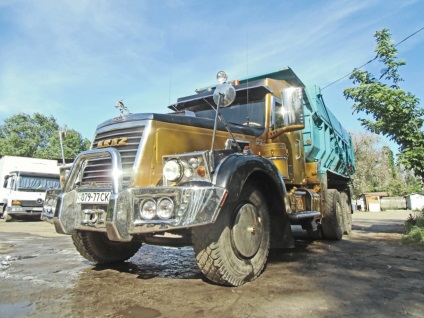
[140, 199, 157, 220]
[163, 160, 182, 182]
[157, 198, 174, 219]
[184, 168, 193, 178]
[188, 157, 198, 168]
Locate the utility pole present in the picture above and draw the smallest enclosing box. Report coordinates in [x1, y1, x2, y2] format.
[58, 125, 67, 165]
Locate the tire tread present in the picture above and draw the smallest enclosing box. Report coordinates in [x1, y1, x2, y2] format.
[72, 231, 142, 264]
[193, 183, 270, 286]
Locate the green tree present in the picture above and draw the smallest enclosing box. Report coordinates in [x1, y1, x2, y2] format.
[344, 29, 424, 181]
[0, 113, 90, 159]
[351, 131, 393, 197]
[351, 131, 423, 197]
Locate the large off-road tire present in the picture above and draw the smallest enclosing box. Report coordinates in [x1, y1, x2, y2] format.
[72, 231, 142, 264]
[192, 182, 270, 286]
[321, 189, 344, 240]
[340, 192, 352, 235]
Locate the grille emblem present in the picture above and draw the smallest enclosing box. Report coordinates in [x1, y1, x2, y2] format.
[37, 198, 43, 205]
[97, 137, 128, 148]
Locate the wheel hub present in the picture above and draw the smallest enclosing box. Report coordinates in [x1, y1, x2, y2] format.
[232, 203, 263, 258]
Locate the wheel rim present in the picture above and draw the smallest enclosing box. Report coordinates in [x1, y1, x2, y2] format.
[232, 203, 263, 258]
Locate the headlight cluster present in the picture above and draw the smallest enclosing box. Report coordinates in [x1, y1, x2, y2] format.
[43, 196, 57, 215]
[139, 197, 175, 220]
[163, 152, 209, 186]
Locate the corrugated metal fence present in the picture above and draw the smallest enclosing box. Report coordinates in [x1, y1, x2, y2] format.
[380, 197, 407, 211]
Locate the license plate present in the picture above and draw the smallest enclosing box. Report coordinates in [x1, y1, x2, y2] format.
[77, 192, 111, 204]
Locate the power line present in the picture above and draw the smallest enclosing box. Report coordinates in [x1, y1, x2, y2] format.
[321, 26, 424, 90]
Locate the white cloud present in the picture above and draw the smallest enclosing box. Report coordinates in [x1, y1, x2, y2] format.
[0, 0, 423, 140]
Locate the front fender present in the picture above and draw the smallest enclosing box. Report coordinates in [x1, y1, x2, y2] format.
[213, 154, 294, 248]
[213, 153, 286, 206]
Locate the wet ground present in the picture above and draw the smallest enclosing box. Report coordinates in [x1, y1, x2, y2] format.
[1, 211, 424, 317]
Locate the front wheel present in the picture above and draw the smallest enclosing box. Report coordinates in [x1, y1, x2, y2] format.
[2, 210, 13, 222]
[72, 231, 142, 264]
[192, 182, 270, 286]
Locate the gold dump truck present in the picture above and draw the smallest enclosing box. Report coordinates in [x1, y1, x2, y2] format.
[43, 67, 355, 286]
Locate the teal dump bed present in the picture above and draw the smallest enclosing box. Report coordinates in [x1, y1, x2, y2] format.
[302, 84, 355, 177]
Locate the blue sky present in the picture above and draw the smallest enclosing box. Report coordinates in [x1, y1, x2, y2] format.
[0, 0, 423, 154]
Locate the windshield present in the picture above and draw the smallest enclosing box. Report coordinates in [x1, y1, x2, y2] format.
[190, 98, 266, 126]
[15, 175, 60, 192]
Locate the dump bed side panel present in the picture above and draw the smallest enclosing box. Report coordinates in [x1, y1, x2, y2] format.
[302, 85, 355, 177]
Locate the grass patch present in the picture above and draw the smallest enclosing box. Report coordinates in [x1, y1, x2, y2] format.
[404, 211, 424, 244]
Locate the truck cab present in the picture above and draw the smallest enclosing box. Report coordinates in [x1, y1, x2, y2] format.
[43, 67, 355, 286]
[2, 171, 60, 221]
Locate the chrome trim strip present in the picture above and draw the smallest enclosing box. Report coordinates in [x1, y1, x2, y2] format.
[131, 121, 152, 186]
[288, 211, 321, 220]
[267, 156, 289, 160]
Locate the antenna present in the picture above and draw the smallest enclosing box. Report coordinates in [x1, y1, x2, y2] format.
[58, 125, 67, 165]
[246, 31, 249, 104]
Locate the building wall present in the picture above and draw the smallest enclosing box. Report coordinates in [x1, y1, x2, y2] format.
[407, 194, 424, 211]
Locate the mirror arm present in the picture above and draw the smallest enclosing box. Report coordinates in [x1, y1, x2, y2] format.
[209, 93, 224, 173]
[268, 124, 305, 139]
[210, 93, 223, 153]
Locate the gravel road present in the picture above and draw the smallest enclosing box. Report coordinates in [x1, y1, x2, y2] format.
[1, 210, 423, 318]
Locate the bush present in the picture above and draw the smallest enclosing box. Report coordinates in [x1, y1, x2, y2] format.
[404, 211, 424, 244]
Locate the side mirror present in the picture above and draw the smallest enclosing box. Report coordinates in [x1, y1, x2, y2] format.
[213, 83, 236, 107]
[3, 175, 9, 188]
[281, 87, 304, 126]
[213, 70, 236, 108]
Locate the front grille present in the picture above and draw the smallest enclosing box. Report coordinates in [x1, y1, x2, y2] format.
[18, 200, 42, 207]
[81, 125, 144, 186]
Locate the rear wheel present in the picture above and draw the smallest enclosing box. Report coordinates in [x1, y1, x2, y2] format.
[192, 182, 270, 286]
[72, 231, 142, 264]
[321, 189, 344, 240]
[340, 192, 352, 235]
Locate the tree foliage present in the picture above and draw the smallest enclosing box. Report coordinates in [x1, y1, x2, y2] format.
[344, 29, 424, 181]
[351, 131, 422, 198]
[0, 113, 90, 159]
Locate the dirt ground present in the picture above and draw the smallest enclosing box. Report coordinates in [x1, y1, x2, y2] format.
[1, 210, 423, 318]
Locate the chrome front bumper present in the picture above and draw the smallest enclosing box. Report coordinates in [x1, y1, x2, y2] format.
[42, 148, 227, 242]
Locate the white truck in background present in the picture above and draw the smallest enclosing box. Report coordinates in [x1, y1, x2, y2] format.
[0, 156, 60, 222]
